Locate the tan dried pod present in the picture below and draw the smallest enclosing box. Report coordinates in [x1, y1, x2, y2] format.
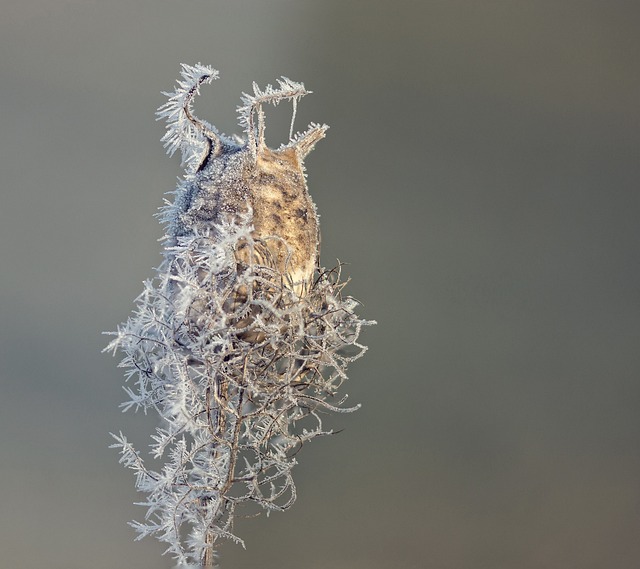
[158, 66, 328, 341]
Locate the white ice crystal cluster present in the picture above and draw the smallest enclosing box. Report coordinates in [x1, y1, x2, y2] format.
[106, 65, 373, 567]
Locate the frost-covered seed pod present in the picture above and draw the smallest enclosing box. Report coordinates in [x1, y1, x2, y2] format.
[106, 64, 374, 568]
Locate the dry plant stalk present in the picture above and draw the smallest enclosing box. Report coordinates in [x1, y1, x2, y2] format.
[105, 64, 373, 567]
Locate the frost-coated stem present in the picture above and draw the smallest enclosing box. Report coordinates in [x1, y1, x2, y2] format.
[203, 533, 215, 567]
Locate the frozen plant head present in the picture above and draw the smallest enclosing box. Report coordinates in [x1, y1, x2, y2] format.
[106, 64, 374, 567]
[157, 64, 328, 299]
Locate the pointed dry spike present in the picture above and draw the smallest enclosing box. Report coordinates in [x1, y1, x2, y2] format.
[245, 101, 258, 158]
[257, 103, 266, 148]
[293, 124, 329, 159]
[289, 97, 298, 141]
[156, 64, 222, 169]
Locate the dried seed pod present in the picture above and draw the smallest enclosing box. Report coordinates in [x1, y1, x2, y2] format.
[158, 65, 328, 298]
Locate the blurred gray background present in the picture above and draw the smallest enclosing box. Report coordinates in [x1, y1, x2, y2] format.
[1, 1, 639, 568]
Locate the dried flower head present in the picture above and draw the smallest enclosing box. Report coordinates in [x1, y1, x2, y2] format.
[106, 64, 373, 567]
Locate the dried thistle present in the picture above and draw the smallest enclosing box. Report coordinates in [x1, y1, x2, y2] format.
[105, 64, 373, 567]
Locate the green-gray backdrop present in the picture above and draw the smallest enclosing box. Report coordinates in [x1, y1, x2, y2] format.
[2, 1, 639, 568]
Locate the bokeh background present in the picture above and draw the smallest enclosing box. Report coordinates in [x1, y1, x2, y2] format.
[2, 1, 639, 568]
